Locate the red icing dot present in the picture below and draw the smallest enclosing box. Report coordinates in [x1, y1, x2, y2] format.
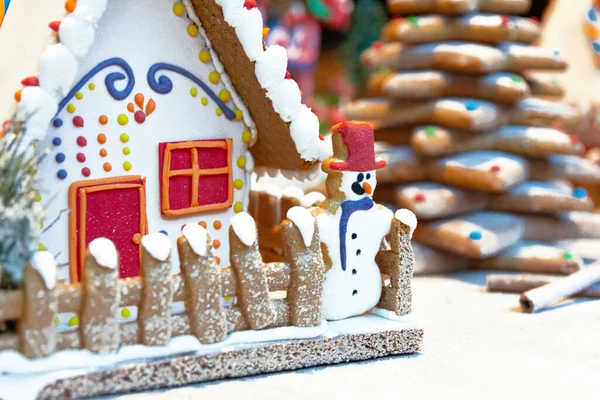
[372, 41, 384, 50]
[530, 16, 539, 23]
[392, 16, 402, 21]
[285, 71, 292, 79]
[81, 167, 91, 177]
[134, 110, 146, 124]
[414, 193, 426, 203]
[21, 77, 39, 86]
[490, 165, 501, 172]
[76, 136, 87, 147]
[76, 153, 86, 163]
[48, 21, 61, 32]
[501, 16, 510, 25]
[570, 134, 580, 144]
[243, 0, 256, 9]
[319, 134, 325, 141]
[73, 116, 84, 127]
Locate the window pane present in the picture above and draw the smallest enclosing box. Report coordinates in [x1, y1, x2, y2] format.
[198, 174, 229, 206]
[197, 147, 228, 169]
[169, 176, 193, 210]
[170, 148, 193, 170]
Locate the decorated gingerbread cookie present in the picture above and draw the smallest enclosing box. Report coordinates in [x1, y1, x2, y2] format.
[523, 211, 600, 241]
[386, 0, 532, 15]
[374, 144, 430, 183]
[530, 154, 600, 185]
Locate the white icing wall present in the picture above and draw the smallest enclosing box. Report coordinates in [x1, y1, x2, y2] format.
[37, 0, 253, 280]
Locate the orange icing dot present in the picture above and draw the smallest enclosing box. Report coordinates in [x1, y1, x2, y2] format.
[215, 257, 221, 265]
[65, 0, 77, 13]
[213, 220, 222, 230]
[198, 221, 207, 228]
[213, 240, 221, 249]
[103, 162, 112, 172]
[14, 90, 22, 102]
[97, 133, 106, 144]
[127, 102, 135, 112]
[99, 115, 108, 125]
[99, 148, 108, 157]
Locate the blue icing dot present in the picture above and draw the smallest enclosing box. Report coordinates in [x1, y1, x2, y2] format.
[55, 153, 66, 163]
[469, 231, 482, 241]
[465, 101, 478, 111]
[553, 49, 561, 56]
[52, 137, 62, 146]
[593, 42, 600, 52]
[573, 187, 587, 199]
[160, 230, 168, 236]
[589, 9, 597, 21]
[57, 169, 68, 180]
[52, 118, 63, 128]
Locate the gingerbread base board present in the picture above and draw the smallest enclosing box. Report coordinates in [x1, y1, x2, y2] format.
[38, 329, 423, 399]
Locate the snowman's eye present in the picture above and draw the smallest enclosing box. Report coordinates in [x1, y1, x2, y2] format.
[366, 173, 371, 180]
[357, 173, 364, 182]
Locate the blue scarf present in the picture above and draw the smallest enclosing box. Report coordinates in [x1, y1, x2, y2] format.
[339, 197, 374, 271]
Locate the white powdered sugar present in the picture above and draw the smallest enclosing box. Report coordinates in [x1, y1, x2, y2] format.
[395, 208, 418, 238]
[231, 212, 257, 246]
[141, 233, 172, 261]
[282, 186, 305, 199]
[286, 206, 315, 247]
[88, 238, 118, 269]
[30, 251, 58, 290]
[182, 224, 208, 256]
[300, 191, 326, 207]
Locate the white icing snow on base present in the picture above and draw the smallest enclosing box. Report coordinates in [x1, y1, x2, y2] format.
[231, 212, 257, 246]
[88, 238, 118, 269]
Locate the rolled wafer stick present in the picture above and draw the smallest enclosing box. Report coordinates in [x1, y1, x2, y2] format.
[519, 262, 600, 313]
[487, 274, 600, 298]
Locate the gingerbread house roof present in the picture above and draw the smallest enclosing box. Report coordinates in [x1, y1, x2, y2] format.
[0, 0, 331, 178]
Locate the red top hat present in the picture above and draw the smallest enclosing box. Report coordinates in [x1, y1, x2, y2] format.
[324, 121, 387, 172]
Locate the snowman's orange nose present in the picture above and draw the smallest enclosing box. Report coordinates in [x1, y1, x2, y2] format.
[362, 182, 372, 195]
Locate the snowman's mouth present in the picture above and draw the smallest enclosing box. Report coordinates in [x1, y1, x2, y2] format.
[351, 182, 365, 195]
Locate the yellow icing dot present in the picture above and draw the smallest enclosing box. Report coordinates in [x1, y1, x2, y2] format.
[88, 83, 95, 90]
[234, 179, 244, 190]
[38, 242, 46, 251]
[123, 147, 131, 155]
[237, 157, 246, 168]
[68, 316, 79, 327]
[75, 91, 84, 100]
[172, 2, 185, 16]
[216, 108, 223, 116]
[121, 308, 131, 318]
[199, 50, 211, 63]
[233, 202, 243, 213]
[66, 104, 76, 113]
[35, 192, 42, 202]
[187, 24, 199, 37]
[224, 296, 233, 301]
[54, 315, 60, 325]
[190, 88, 198, 97]
[234, 109, 243, 121]
[208, 71, 220, 84]
[29, 166, 38, 175]
[201, 97, 208, 106]
[117, 114, 129, 126]
[242, 130, 252, 143]
[120, 133, 129, 143]
[218, 90, 231, 102]
[123, 161, 132, 171]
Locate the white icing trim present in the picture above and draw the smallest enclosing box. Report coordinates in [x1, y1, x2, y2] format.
[141, 233, 172, 262]
[395, 208, 418, 238]
[88, 238, 118, 269]
[300, 191, 326, 207]
[231, 212, 257, 246]
[30, 251, 58, 290]
[282, 185, 305, 199]
[286, 206, 315, 247]
[182, 224, 208, 256]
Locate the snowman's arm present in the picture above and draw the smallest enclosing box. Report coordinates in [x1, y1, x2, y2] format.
[375, 210, 417, 316]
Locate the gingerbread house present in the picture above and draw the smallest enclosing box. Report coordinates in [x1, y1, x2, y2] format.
[0, 0, 331, 282]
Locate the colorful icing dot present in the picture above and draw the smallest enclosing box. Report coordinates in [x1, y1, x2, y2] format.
[213, 240, 221, 249]
[465, 101, 478, 111]
[160, 230, 168, 236]
[572, 188, 587, 199]
[215, 257, 221, 265]
[55, 153, 66, 163]
[372, 41, 384, 50]
[234, 109, 243, 121]
[54, 315, 60, 325]
[190, 88, 198, 97]
[262, 27, 270, 40]
[218, 90, 231, 102]
[490, 165, 501, 173]
[234, 179, 244, 189]
[57, 169, 68, 180]
[81, 167, 91, 177]
[29, 166, 38, 176]
[198, 221, 207, 228]
[187, 24, 199, 37]
[199, 50, 211, 63]
[88, 83, 96, 90]
[117, 114, 129, 126]
[134, 110, 146, 124]
[213, 220, 222, 230]
[407, 16, 419, 26]
[38, 242, 46, 251]
[75, 91, 84, 100]
[469, 231, 482, 241]
[99, 115, 108, 125]
[553, 49, 561, 57]
[76, 153, 86, 163]
[511, 74, 523, 83]
[414, 193, 426, 202]
[53, 118, 63, 128]
[68, 316, 79, 327]
[127, 102, 135, 113]
[501, 16, 510, 26]
[424, 126, 436, 136]
[242, 130, 252, 143]
[35, 192, 42, 202]
[103, 162, 112, 172]
[562, 251, 573, 260]
[233, 202, 243, 213]
[123, 161, 132, 171]
[120, 133, 129, 143]
[201, 97, 208, 106]
[123, 147, 131, 155]
[121, 308, 131, 318]
[173, 2, 185, 16]
[72, 116, 84, 127]
[76, 136, 87, 147]
[224, 296, 233, 301]
[569, 134, 580, 144]
[237, 156, 246, 168]
[14, 90, 22, 102]
[97, 133, 106, 144]
[208, 72, 220, 84]
[100, 148, 108, 157]
[216, 108, 223, 116]
[66, 104, 75, 114]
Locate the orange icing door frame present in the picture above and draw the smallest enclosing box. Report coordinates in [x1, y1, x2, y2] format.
[68, 176, 148, 282]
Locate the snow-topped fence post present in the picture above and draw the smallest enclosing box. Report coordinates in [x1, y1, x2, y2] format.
[376, 210, 417, 316]
[81, 238, 121, 353]
[139, 233, 173, 346]
[178, 224, 227, 344]
[18, 252, 59, 358]
[281, 207, 325, 327]
[229, 213, 276, 329]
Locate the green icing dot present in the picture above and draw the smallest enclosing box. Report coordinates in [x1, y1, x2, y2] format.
[407, 16, 419, 26]
[424, 126, 436, 136]
[562, 251, 573, 260]
[511, 75, 523, 83]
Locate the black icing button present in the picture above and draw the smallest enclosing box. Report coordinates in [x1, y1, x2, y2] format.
[356, 249, 361, 256]
[352, 269, 357, 275]
[352, 290, 358, 296]
[351, 233, 357, 240]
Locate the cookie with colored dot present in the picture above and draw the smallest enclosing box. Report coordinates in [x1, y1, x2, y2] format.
[382, 14, 540, 45]
[386, 0, 532, 15]
[523, 211, 600, 241]
[413, 211, 524, 258]
[375, 144, 430, 184]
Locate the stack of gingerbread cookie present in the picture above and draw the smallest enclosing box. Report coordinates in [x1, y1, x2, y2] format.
[343, 0, 600, 275]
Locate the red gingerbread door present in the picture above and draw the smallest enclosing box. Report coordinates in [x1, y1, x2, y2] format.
[68, 176, 148, 282]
